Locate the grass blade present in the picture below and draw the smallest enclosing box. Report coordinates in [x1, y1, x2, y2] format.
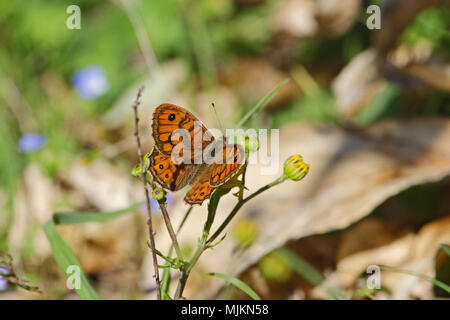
[44, 201, 143, 299]
[380, 265, 450, 294]
[53, 202, 144, 224]
[440, 244, 450, 256]
[209, 272, 261, 300]
[355, 83, 400, 126]
[237, 79, 289, 127]
[43, 219, 100, 300]
[275, 247, 324, 286]
[274, 247, 349, 300]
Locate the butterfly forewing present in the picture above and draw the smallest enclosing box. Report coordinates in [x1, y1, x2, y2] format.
[152, 103, 214, 162]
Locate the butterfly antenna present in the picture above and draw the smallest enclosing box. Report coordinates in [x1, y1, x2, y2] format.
[211, 103, 225, 134]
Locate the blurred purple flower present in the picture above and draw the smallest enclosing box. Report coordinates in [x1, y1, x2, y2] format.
[141, 193, 174, 216]
[0, 268, 8, 291]
[71, 65, 109, 100]
[18, 133, 46, 153]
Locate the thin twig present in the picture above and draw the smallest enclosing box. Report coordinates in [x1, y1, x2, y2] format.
[131, 85, 161, 300]
[158, 201, 184, 263]
[160, 206, 193, 297]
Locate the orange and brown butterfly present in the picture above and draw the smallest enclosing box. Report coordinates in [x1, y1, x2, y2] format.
[149, 103, 245, 205]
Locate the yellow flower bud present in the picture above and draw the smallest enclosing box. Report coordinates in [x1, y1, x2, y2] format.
[283, 155, 309, 181]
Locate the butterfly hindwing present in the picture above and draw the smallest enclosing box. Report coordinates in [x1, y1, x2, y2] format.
[184, 172, 216, 205]
[209, 143, 245, 187]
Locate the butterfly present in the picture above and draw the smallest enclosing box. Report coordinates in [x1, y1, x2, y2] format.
[149, 103, 245, 205]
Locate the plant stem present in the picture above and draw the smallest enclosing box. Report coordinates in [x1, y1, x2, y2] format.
[174, 175, 286, 299]
[207, 175, 285, 244]
[174, 241, 205, 299]
[161, 206, 193, 298]
[159, 201, 184, 263]
[132, 85, 161, 300]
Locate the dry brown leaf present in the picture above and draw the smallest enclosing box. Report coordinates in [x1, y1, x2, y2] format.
[60, 159, 141, 211]
[57, 159, 152, 274]
[145, 118, 450, 298]
[332, 49, 385, 117]
[313, 216, 450, 299]
[270, 0, 361, 39]
[271, 0, 318, 38]
[103, 60, 188, 129]
[316, 0, 361, 37]
[220, 58, 300, 111]
[403, 63, 450, 93]
[336, 218, 412, 261]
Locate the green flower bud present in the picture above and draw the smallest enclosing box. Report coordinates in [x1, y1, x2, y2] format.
[227, 135, 259, 154]
[152, 187, 166, 201]
[283, 155, 309, 181]
[131, 164, 142, 177]
[259, 253, 292, 283]
[232, 218, 260, 248]
[245, 135, 260, 153]
[143, 152, 151, 170]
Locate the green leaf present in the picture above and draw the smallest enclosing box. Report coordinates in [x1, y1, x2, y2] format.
[380, 265, 450, 294]
[204, 187, 231, 238]
[274, 247, 324, 286]
[161, 247, 173, 301]
[237, 79, 289, 127]
[44, 201, 144, 300]
[131, 164, 142, 177]
[53, 202, 144, 225]
[43, 219, 100, 300]
[209, 272, 261, 300]
[355, 83, 400, 126]
[440, 244, 450, 256]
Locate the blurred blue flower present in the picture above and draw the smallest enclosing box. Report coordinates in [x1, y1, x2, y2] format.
[0, 268, 8, 291]
[71, 65, 109, 100]
[141, 193, 174, 216]
[18, 133, 47, 153]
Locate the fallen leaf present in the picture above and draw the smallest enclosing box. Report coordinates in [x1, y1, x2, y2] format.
[144, 118, 450, 298]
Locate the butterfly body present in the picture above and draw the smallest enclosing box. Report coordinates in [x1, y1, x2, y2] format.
[149, 104, 244, 205]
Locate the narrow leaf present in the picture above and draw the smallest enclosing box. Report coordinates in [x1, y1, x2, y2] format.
[204, 187, 231, 237]
[43, 219, 100, 300]
[237, 79, 289, 127]
[440, 244, 450, 256]
[380, 265, 450, 294]
[355, 83, 400, 126]
[44, 201, 143, 300]
[275, 247, 324, 286]
[53, 202, 144, 225]
[209, 272, 261, 300]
